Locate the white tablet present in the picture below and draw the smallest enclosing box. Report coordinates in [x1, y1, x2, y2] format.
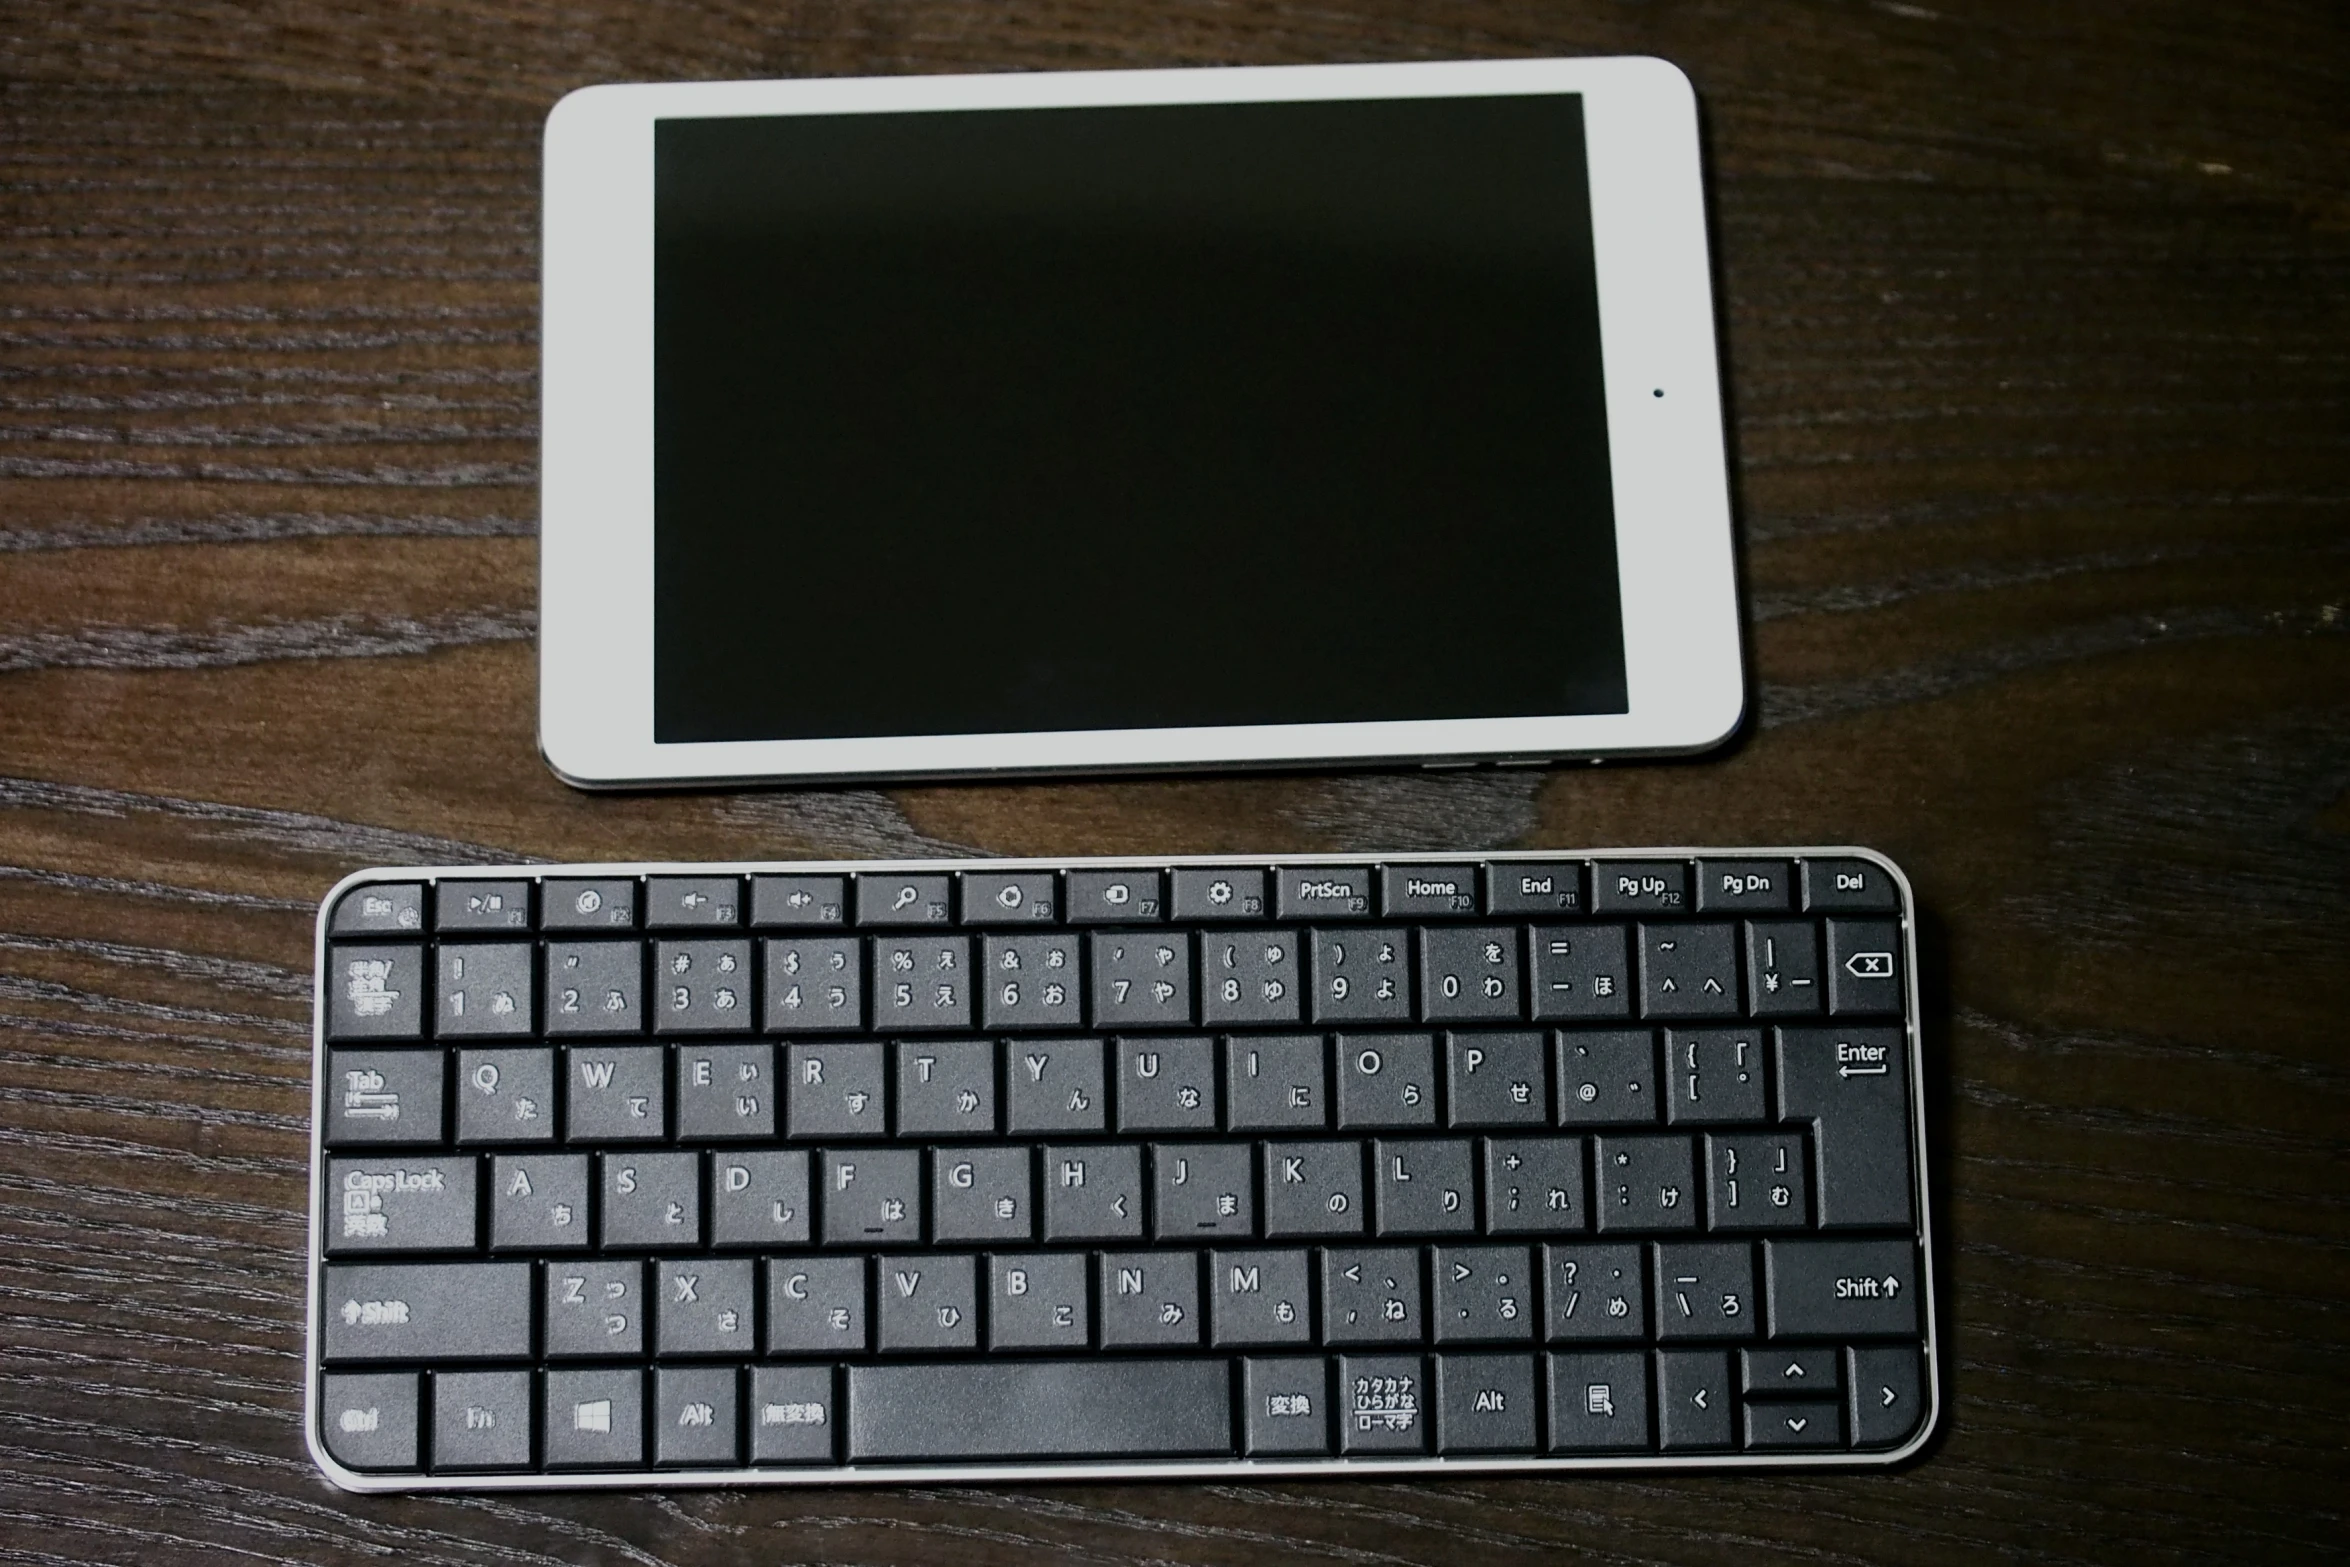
[541, 56, 1741, 787]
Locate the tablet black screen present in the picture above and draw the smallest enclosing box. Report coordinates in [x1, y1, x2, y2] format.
[653, 92, 1626, 744]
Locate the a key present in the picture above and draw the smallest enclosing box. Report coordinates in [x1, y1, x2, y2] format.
[1555, 1031, 1658, 1125]
[1066, 868, 1164, 923]
[1333, 1033, 1437, 1128]
[1115, 1036, 1216, 1131]
[1706, 1131, 1810, 1230]
[1308, 925, 1413, 1024]
[1655, 1350, 1734, 1450]
[989, 1253, 1090, 1350]
[749, 1366, 838, 1463]
[1091, 933, 1195, 1027]
[546, 1259, 644, 1357]
[1639, 923, 1739, 1019]
[1446, 1031, 1547, 1126]
[1418, 927, 1521, 1022]
[709, 1149, 811, 1246]
[1338, 1355, 1428, 1452]
[1152, 1143, 1254, 1238]
[785, 1043, 886, 1138]
[329, 882, 424, 935]
[654, 939, 753, 1032]
[646, 875, 742, 927]
[1431, 1244, 1535, 1342]
[980, 933, 1084, 1031]
[1594, 1135, 1699, 1232]
[1744, 921, 1822, 1016]
[602, 1150, 700, 1247]
[763, 936, 863, 1031]
[1224, 1034, 1327, 1130]
[1694, 859, 1794, 914]
[490, 1153, 589, 1251]
[1098, 1250, 1202, 1347]
[1040, 1144, 1143, 1240]
[542, 878, 636, 930]
[1171, 867, 1268, 921]
[436, 880, 530, 932]
[1665, 1027, 1767, 1124]
[326, 1156, 475, 1254]
[655, 1365, 740, 1467]
[676, 1042, 775, 1138]
[932, 1145, 1033, 1243]
[1434, 1353, 1537, 1453]
[545, 1368, 644, 1467]
[1381, 864, 1481, 917]
[1544, 1351, 1650, 1450]
[1653, 1241, 1756, 1340]
[766, 1255, 868, 1353]
[1763, 1238, 1919, 1339]
[1209, 1249, 1312, 1346]
[1481, 1136, 1586, 1234]
[1322, 1247, 1422, 1344]
[751, 874, 847, 926]
[961, 870, 1058, 924]
[856, 873, 951, 925]
[436, 943, 532, 1036]
[821, 1147, 921, 1245]
[656, 1256, 755, 1356]
[1373, 1138, 1476, 1236]
[320, 1371, 420, 1471]
[895, 1039, 997, 1136]
[566, 1045, 664, 1141]
[455, 1047, 556, 1143]
[877, 1253, 979, 1351]
[434, 1369, 533, 1469]
[1486, 861, 1585, 916]
[324, 1049, 443, 1144]
[871, 934, 971, 1029]
[1004, 1037, 1106, 1133]
[1201, 927, 1304, 1025]
[1543, 1243, 1646, 1341]
[1275, 866, 1372, 920]
[1262, 1141, 1365, 1237]
[321, 1262, 530, 1361]
[1242, 1358, 1331, 1454]
[846, 1361, 1233, 1460]
[326, 947, 427, 1041]
[1776, 1025, 1913, 1228]
[1528, 925, 1632, 1021]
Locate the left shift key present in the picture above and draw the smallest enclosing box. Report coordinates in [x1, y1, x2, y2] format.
[323, 1262, 532, 1362]
[327, 1157, 477, 1254]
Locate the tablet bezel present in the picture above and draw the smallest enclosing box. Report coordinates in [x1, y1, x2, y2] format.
[541, 56, 1741, 787]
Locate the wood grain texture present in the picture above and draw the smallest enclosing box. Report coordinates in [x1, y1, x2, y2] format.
[2, 1, 2346, 1562]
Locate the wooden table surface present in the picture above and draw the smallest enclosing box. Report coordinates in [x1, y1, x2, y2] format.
[3, 3, 2346, 1563]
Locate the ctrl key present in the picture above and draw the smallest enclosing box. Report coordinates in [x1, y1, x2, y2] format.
[319, 1372, 419, 1472]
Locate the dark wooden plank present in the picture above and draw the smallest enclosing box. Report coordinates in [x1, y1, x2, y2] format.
[0, 1, 2345, 1562]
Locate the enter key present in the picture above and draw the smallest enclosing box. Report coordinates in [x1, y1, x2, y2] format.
[1775, 1026, 1913, 1228]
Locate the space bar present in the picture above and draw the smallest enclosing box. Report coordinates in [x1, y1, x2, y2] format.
[847, 1360, 1234, 1461]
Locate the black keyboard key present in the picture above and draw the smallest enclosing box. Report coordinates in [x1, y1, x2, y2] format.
[1263, 1141, 1366, 1237]
[547, 1368, 645, 1467]
[326, 946, 427, 1041]
[1419, 926, 1522, 1022]
[330, 882, 425, 935]
[1201, 927, 1304, 1025]
[1435, 1352, 1537, 1452]
[655, 1365, 740, 1467]
[1066, 868, 1164, 923]
[1382, 864, 1480, 917]
[961, 870, 1057, 924]
[437, 880, 531, 932]
[1153, 1143, 1253, 1238]
[1745, 1398, 1839, 1449]
[764, 936, 863, 1032]
[1591, 861, 1688, 915]
[653, 939, 752, 1032]
[490, 1153, 588, 1251]
[321, 1371, 420, 1471]
[1554, 1030, 1658, 1126]
[1594, 1135, 1698, 1232]
[1486, 861, 1584, 916]
[1743, 1346, 1839, 1395]
[1041, 1144, 1143, 1240]
[547, 1259, 643, 1357]
[751, 874, 847, 926]
[677, 1042, 774, 1139]
[1115, 1036, 1216, 1131]
[1339, 1355, 1428, 1452]
[710, 1149, 811, 1246]
[1431, 1244, 1536, 1342]
[1482, 1137, 1586, 1234]
[1210, 1249, 1313, 1346]
[979, 933, 1084, 1030]
[544, 941, 641, 1036]
[603, 1149, 700, 1247]
[1745, 921, 1823, 1016]
[1777, 1026, 1913, 1228]
[1307, 925, 1412, 1023]
[324, 1048, 442, 1143]
[1171, 866, 1267, 921]
[1694, 859, 1794, 914]
[785, 1042, 887, 1138]
[646, 876, 740, 928]
[857, 873, 952, 926]
[1802, 857, 1900, 912]
[1764, 1239, 1919, 1339]
[1446, 1030, 1546, 1126]
[1276, 865, 1373, 921]
[1655, 1349, 1734, 1450]
[1099, 1249, 1202, 1347]
[749, 1366, 838, 1462]
[872, 934, 972, 1030]
[1091, 931, 1195, 1027]
[767, 1256, 868, 1353]
[656, 1255, 755, 1356]
[1639, 923, 1738, 1018]
[1653, 1242, 1757, 1340]
[1243, 1357, 1330, 1453]
[1543, 1243, 1646, 1341]
[1828, 919, 1904, 1015]
[566, 1045, 663, 1141]
[322, 1262, 530, 1362]
[877, 1252, 979, 1351]
[326, 1156, 476, 1254]
[821, 1147, 920, 1245]
[989, 1253, 1090, 1350]
[1373, 1138, 1475, 1236]
[846, 1361, 1233, 1460]
[1333, 1033, 1437, 1128]
[933, 1146, 1034, 1242]
[895, 1039, 996, 1137]
[1545, 1351, 1650, 1450]
[1005, 1037, 1106, 1133]
[1663, 1028, 1767, 1124]
[1528, 924, 1632, 1020]
[1706, 1131, 1810, 1230]
[1225, 1034, 1327, 1130]
[436, 1369, 534, 1470]
[435, 943, 532, 1037]
[1849, 1345, 1925, 1449]
[543, 878, 636, 930]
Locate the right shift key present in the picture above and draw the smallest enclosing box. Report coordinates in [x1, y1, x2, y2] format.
[1777, 1027, 1913, 1229]
[1764, 1238, 1919, 1339]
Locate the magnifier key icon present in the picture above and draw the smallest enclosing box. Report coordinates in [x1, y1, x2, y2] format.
[890, 885, 918, 912]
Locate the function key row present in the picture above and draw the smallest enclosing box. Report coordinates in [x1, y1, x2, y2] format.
[330, 858, 1902, 937]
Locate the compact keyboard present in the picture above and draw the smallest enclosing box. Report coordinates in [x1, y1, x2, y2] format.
[306, 849, 1938, 1490]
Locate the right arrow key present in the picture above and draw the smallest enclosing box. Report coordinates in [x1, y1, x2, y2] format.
[1848, 1344, 1926, 1449]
